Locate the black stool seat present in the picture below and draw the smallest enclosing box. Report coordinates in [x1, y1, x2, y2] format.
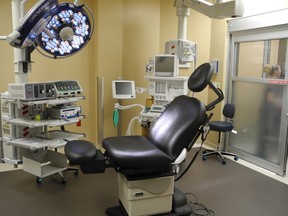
[209, 121, 234, 132]
[103, 136, 174, 169]
[65, 140, 97, 164]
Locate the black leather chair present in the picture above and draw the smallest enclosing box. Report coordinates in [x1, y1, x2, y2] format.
[64, 62, 224, 216]
[202, 103, 238, 164]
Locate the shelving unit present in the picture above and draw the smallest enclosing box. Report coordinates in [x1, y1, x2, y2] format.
[0, 93, 85, 183]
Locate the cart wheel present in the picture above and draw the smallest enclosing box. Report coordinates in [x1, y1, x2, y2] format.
[36, 177, 43, 184]
[74, 170, 79, 176]
[222, 160, 226, 165]
[234, 156, 239, 161]
[202, 156, 207, 161]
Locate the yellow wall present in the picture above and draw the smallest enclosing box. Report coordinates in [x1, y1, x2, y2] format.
[0, 1, 14, 92]
[120, 0, 161, 135]
[97, 0, 123, 141]
[120, 0, 213, 136]
[0, 0, 216, 147]
[206, 19, 228, 143]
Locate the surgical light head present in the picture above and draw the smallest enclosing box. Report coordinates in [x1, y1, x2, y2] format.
[37, 3, 93, 58]
[7, 0, 94, 59]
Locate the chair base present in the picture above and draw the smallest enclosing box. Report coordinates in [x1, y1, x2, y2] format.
[106, 205, 191, 216]
[106, 187, 192, 216]
[202, 149, 238, 164]
[117, 174, 174, 215]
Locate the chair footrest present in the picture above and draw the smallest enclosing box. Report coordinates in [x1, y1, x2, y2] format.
[80, 150, 107, 174]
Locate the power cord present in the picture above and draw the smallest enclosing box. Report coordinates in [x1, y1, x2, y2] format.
[174, 142, 203, 182]
[175, 114, 212, 182]
[185, 193, 214, 216]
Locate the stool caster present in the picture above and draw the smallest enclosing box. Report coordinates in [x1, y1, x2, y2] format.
[61, 178, 67, 184]
[36, 177, 43, 184]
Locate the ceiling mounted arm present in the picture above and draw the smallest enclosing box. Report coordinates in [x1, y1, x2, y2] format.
[174, 0, 244, 19]
[7, 0, 59, 48]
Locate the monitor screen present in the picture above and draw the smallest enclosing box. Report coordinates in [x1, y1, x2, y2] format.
[112, 80, 136, 99]
[154, 55, 178, 77]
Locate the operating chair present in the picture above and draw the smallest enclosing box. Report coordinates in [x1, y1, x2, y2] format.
[202, 103, 238, 164]
[64, 62, 224, 216]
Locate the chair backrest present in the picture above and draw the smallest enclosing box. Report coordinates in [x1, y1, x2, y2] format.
[223, 103, 236, 119]
[188, 62, 213, 92]
[148, 63, 214, 160]
[148, 95, 207, 160]
[188, 63, 224, 111]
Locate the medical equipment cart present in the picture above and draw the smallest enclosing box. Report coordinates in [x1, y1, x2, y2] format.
[0, 89, 85, 183]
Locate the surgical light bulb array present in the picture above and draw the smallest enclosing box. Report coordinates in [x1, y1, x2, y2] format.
[37, 3, 92, 58]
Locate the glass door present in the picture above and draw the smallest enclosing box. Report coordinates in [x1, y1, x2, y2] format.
[226, 14, 288, 176]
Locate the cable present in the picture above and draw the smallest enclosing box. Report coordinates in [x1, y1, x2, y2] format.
[185, 192, 214, 216]
[175, 113, 212, 182]
[126, 116, 140, 136]
[174, 141, 203, 182]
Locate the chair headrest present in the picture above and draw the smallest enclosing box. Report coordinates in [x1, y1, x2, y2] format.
[188, 63, 213, 92]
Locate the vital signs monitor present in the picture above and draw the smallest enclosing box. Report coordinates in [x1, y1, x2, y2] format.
[154, 54, 179, 77]
[112, 80, 136, 99]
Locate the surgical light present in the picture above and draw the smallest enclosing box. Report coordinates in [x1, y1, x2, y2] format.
[37, 3, 94, 58]
[7, 0, 94, 59]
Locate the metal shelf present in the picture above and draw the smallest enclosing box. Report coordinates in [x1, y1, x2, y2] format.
[22, 96, 85, 106]
[8, 130, 85, 150]
[5, 116, 84, 128]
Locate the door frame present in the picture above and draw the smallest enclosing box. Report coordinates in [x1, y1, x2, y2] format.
[226, 9, 288, 176]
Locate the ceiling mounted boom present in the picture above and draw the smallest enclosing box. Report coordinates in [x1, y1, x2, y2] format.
[174, 0, 244, 19]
